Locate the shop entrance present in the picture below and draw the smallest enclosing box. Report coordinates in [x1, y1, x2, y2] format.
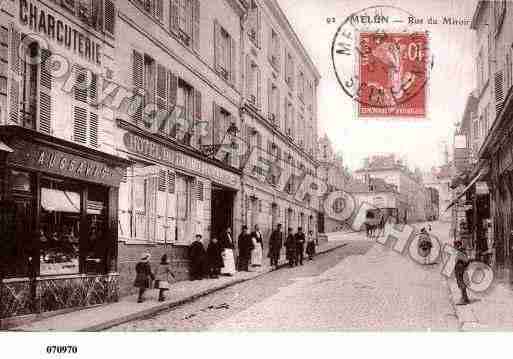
[211, 185, 235, 240]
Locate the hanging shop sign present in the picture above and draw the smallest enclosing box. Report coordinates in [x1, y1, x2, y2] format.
[6, 139, 124, 186]
[123, 132, 240, 189]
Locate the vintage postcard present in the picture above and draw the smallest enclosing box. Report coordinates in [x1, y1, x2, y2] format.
[0, 0, 509, 356]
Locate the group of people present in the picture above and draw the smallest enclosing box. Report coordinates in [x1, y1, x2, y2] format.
[133, 224, 318, 303]
[283, 226, 317, 267]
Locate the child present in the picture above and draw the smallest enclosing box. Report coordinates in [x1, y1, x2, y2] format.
[155, 254, 175, 302]
[306, 230, 316, 260]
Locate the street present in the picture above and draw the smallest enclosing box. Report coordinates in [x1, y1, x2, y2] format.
[109, 221, 457, 331]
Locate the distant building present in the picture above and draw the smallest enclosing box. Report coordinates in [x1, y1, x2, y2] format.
[354, 154, 429, 223]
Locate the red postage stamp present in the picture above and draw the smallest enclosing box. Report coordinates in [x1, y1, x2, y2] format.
[357, 32, 429, 118]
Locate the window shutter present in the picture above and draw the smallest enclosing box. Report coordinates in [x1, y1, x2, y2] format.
[89, 112, 99, 147]
[7, 23, 21, 124]
[196, 180, 204, 201]
[73, 106, 88, 144]
[167, 170, 175, 193]
[89, 72, 98, 106]
[158, 169, 166, 191]
[73, 65, 88, 103]
[147, 176, 158, 242]
[131, 50, 144, 124]
[214, 21, 221, 73]
[213, 103, 221, 144]
[268, 29, 273, 62]
[245, 54, 251, 98]
[495, 70, 505, 115]
[192, 0, 200, 52]
[276, 88, 280, 126]
[103, 0, 116, 36]
[276, 36, 281, 74]
[284, 98, 288, 131]
[256, 6, 261, 47]
[257, 68, 261, 107]
[156, 63, 167, 115]
[194, 89, 202, 120]
[167, 70, 177, 111]
[39, 48, 52, 134]
[267, 78, 272, 117]
[169, 0, 179, 31]
[154, 0, 163, 21]
[230, 37, 236, 86]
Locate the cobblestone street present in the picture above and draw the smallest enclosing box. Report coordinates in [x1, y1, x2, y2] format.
[110, 222, 458, 331]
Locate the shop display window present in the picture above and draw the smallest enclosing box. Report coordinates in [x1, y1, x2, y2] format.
[40, 179, 81, 276]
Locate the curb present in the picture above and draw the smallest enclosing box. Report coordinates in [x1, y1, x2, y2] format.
[84, 242, 349, 331]
[445, 278, 483, 331]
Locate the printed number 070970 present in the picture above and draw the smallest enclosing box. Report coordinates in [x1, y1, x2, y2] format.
[46, 346, 78, 354]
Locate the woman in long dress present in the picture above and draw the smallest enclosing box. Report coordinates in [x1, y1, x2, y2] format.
[219, 228, 236, 275]
[250, 225, 263, 266]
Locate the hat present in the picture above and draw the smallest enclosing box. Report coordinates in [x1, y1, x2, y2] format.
[141, 252, 151, 260]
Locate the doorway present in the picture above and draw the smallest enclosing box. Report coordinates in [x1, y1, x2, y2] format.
[211, 185, 235, 240]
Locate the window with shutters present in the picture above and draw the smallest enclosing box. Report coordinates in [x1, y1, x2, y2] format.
[247, 59, 260, 107]
[72, 65, 99, 147]
[298, 70, 305, 102]
[268, 81, 279, 125]
[213, 105, 234, 165]
[172, 79, 194, 145]
[506, 50, 513, 91]
[494, 0, 507, 36]
[169, 0, 199, 51]
[18, 37, 52, 134]
[285, 51, 295, 90]
[135, 0, 163, 22]
[269, 29, 280, 72]
[248, 0, 261, 47]
[59, 0, 116, 36]
[214, 23, 236, 84]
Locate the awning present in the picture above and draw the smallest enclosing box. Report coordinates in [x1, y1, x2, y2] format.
[444, 167, 488, 212]
[0, 140, 14, 152]
[41, 188, 80, 213]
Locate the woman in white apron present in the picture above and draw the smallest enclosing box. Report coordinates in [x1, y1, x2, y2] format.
[251, 225, 263, 267]
[219, 228, 236, 275]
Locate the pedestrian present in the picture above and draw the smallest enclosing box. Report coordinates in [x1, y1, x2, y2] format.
[250, 224, 263, 267]
[295, 227, 306, 265]
[284, 228, 296, 267]
[189, 234, 206, 280]
[454, 240, 471, 305]
[428, 223, 432, 231]
[219, 227, 236, 276]
[306, 230, 316, 260]
[155, 254, 175, 302]
[207, 237, 223, 278]
[268, 224, 283, 269]
[134, 252, 155, 303]
[238, 225, 254, 271]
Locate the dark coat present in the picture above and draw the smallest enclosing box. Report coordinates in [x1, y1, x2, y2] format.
[285, 233, 296, 259]
[219, 232, 234, 250]
[189, 240, 206, 264]
[269, 230, 283, 254]
[238, 233, 254, 258]
[306, 240, 316, 255]
[134, 261, 154, 288]
[207, 241, 223, 269]
[295, 232, 306, 250]
[455, 253, 469, 289]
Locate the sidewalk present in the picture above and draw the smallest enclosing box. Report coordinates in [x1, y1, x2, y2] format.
[436, 220, 513, 331]
[10, 241, 347, 331]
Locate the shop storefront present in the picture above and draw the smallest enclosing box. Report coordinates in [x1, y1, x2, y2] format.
[116, 121, 242, 295]
[0, 126, 130, 322]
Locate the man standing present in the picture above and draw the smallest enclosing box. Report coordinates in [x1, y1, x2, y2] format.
[284, 227, 296, 267]
[269, 224, 283, 269]
[454, 240, 471, 305]
[238, 225, 254, 271]
[295, 227, 306, 266]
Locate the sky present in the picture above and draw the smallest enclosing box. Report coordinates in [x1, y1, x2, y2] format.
[276, 0, 479, 171]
